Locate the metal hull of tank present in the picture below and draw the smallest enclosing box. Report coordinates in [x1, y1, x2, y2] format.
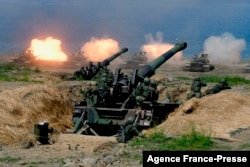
[183, 63, 215, 72]
[244, 65, 250, 73]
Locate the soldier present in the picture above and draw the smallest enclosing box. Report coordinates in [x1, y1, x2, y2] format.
[205, 79, 231, 95]
[117, 117, 144, 143]
[186, 77, 207, 100]
[135, 77, 156, 107]
[84, 82, 98, 106]
[97, 77, 110, 105]
[149, 79, 159, 102]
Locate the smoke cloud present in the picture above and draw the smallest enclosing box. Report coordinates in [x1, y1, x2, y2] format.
[81, 37, 120, 62]
[203, 32, 246, 64]
[141, 32, 185, 64]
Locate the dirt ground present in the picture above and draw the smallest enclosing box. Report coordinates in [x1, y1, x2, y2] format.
[0, 60, 250, 166]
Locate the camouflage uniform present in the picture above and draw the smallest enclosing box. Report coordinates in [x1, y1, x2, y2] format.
[186, 77, 207, 100]
[149, 79, 159, 102]
[117, 117, 143, 143]
[135, 77, 151, 103]
[86, 61, 97, 77]
[84, 82, 98, 106]
[205, 79, 231, 95]
[97, 77, 110, 105]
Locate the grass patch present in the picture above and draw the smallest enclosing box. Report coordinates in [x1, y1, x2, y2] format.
[239, 143, 250, 149]
[130, 129, 213, 151]
[200, 75, 250, 86]
[0, 63, 40, 82]
[176, 76, 192, 81]
[0, 156, 22, 163]
[126, 129, 213, 163]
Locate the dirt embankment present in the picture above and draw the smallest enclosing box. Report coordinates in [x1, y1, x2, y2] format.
[0, 84, 73, 146]
[147, 90, 250, 141]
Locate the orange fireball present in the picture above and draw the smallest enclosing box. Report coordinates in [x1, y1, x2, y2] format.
[28, 37, 67, 61]
[81, 37, 120, 62]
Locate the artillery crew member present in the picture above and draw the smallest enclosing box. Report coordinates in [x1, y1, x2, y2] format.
[149, 79, 159, 102]
[84, 82, 98, 106]
[186, 77, 207, 100]
[97, 77, 111, 105]
[135, 77, 159, 106]
[117, 117, 144, 143]
[205, 79, 231, 95]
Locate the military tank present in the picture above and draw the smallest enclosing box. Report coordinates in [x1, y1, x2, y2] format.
[183, 52, 215, 72]
[243, 64, 250, 73]
[12, 50, 37, 66]
[72, 41, 187, 142]
[73, 48, 128, 80]
[12, 49, 67, 68]
[119, 51, 148, 69]
[63, 51, 88, 69]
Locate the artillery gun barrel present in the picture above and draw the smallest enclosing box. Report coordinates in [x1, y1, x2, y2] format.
[100, 47, 128, 67]
[137, 41, 187, 78]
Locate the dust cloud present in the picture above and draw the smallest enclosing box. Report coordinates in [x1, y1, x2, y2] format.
[203, 32, 246, 64]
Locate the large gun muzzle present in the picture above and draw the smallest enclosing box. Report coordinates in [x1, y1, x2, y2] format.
[100, 47, 128, 67]
[137, 41, 187, 78]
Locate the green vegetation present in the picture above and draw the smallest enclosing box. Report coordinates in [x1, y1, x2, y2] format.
[123, 128, 213, 164]
[200, 75, 250, 86]
[176, 76, 192, 81]
[176, 75, 250, 86]
[0, 156, 21, 163]
[0, 63, 41, 82]
[27, 160, 47, 167]
[130, 129, 213, 151]
[239, 143, 250, 149]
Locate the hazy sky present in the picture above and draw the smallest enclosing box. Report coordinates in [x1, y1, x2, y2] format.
[0, 0, 249, 57]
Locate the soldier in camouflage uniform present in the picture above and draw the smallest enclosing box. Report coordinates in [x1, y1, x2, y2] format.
[186, 77, 207, 100]
[205, 79, 231, 95]
[97, 77, 111, 105]
[117, 117, 144, 143]
[149, 79, 159, 102]
[135, 77, 159, 106]
[84, 82, 98, 106]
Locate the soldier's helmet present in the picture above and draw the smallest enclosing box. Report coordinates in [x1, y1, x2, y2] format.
[220, 79, 226, 84]
[91, 81, 97, 87]
[101, 73, 108, 77]
[144, 77, 150, 84]
[194, 77, 201, 81]
[100, 77, 107, 82]
[126, 117, 134, 124]
[150, 79, 157, 86]
[86, 82, 92, 89]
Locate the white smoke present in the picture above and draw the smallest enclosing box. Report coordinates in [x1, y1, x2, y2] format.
[203, 32, 246, 64]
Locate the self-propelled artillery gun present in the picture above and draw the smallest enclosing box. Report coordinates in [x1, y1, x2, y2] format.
[72, 41, 187, 142]
[73, 48, 128, 80]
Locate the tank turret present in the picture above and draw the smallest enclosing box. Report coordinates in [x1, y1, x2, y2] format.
[119, 51, 148, 69]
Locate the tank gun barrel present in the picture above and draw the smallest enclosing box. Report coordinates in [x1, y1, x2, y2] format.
[100, 47, 128, 67]
[137, 41, 187, 78]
